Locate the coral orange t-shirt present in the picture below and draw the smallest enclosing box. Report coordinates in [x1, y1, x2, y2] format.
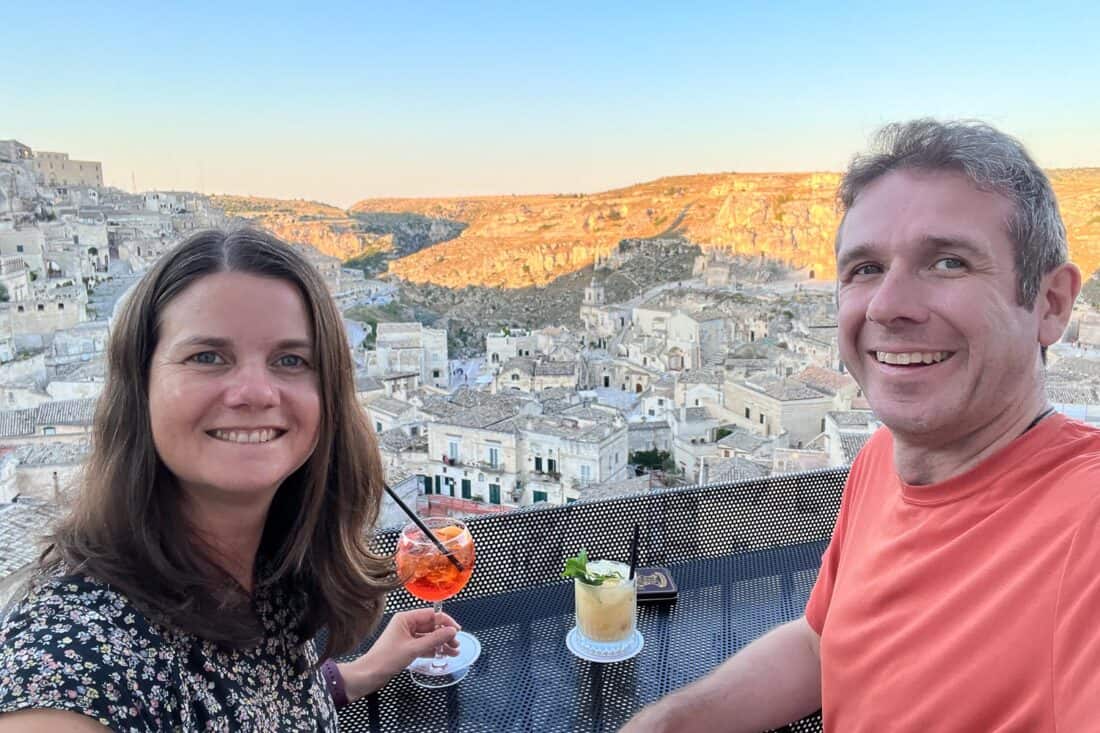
[806, 414, 1100, 731]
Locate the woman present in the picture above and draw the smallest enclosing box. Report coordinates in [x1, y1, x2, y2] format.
[0, 228, 457, 731]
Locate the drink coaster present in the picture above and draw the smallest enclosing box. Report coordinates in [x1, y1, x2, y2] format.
[407, 630, 482, 687]
[565, 627, 644, 663]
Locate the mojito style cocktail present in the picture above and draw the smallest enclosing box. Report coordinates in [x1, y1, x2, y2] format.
[573, 559, 637, 655]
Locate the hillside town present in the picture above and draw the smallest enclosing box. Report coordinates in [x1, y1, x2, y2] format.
[2, 137, 1100, 597]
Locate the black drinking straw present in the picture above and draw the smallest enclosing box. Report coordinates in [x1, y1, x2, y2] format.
[384, 483, 465, 571]
[628, 523, 640, 580]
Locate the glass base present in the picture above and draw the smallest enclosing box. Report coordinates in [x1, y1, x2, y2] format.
[566, 627, 644, 663]
[407, 630, 481, 688]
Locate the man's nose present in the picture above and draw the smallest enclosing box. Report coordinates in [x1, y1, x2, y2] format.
[865, 268, 931, 326]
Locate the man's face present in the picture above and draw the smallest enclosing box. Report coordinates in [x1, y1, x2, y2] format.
[836, 168, 1044, 442]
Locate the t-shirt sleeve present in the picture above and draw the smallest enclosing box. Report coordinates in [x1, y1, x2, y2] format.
[0, 581, 168, 733]
[1052, 482, 1100, 729]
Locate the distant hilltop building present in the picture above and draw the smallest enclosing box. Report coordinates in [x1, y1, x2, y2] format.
[32, 150, 103, 189]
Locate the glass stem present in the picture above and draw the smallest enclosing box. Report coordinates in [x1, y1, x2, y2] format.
[430, 600, 446, 670]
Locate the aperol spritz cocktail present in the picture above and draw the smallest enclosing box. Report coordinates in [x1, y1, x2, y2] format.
[394, 517, 480, 687]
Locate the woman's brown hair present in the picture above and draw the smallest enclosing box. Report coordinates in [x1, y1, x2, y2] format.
[44, 227, 397, 659]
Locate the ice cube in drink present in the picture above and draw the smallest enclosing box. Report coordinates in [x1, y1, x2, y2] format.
[573, 559, 637, 654]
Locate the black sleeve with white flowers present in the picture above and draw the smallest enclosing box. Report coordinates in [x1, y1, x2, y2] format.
[0, 570, 338, 732]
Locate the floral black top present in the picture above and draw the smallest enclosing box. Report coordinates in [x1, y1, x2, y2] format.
[0, 567, 337, 732]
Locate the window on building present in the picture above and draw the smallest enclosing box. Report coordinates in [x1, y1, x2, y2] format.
[58, 303, 64, 310]
[489, 483, 501, 504]
[745, 407, 751, 419]
[534, 456, 543, 472]
[37, 304, 44, 312]
[17, 305, 24, 313]
[448, 440, 460, 461]
[410, 426, 419, 436]
[580, 464, 591, 483]
[511, 373, 520, 381]
[548, 458, 557, 474]
[433, 369, 440, 378]
[43, 426, 56, 435]
[694, 399, 700, 406]
[658, 398, 664, 406]
[433, 475, 441, 494]
[759, 414, 765, 425]
[821, 418, 826, 432]
[446, 478, 455, 497]
[375, 421, 382, 432]
[461, 479, 472, 499]
[16, 245, 23, 253]
[648, 409, 655, 417]
[488, 446, 500, 468]
[533, 490, 548, 503]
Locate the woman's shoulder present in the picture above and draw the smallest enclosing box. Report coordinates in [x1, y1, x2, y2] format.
[0, 565, 175, 727]
[2, 565, 159, 639]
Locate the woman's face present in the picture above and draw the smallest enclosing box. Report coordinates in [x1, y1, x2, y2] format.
[147, 271, 322, 507]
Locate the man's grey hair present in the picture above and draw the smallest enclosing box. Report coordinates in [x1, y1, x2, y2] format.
[837, 119, 1067, 309]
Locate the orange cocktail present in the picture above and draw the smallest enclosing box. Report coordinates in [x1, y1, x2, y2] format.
[396, 523, 475, 602]
[394, 517, 480, 688]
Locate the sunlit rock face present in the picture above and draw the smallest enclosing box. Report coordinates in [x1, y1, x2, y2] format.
[217, 168, 1100, 289]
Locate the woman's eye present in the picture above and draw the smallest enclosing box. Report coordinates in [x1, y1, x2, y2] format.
[188, 352, 223, 365]
[933, 257, 965, 271]
[276, 354, 308, 368]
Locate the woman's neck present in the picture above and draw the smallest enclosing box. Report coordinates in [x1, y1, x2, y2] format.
[181, 493, 271, 593]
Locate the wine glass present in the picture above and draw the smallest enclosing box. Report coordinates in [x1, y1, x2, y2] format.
[394, 516, 480, 687]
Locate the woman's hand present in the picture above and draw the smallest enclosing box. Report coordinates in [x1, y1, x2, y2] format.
[338, 609, 461, 701]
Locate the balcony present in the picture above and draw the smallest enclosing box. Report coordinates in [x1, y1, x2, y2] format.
[472, 459, 504, 473]
[344, 468, 843, 732]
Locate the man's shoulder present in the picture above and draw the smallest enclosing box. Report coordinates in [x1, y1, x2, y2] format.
[1047, 417, 1100, 477]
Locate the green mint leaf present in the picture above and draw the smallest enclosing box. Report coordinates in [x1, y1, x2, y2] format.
[561, 549, 623, 585]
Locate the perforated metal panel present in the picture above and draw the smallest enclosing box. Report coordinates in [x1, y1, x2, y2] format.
[333, 467, 847, 733]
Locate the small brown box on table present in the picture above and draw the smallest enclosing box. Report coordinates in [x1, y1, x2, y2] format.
[635, 566, 677, 603]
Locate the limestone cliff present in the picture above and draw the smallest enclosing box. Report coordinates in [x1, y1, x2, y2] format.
[350, 169, 1100, 289]
[212, 195, 395, 262]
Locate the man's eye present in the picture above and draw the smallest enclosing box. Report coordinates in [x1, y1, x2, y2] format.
[188, 352, 223, 365]
[933, 257, 965, 271]
[851, 263, 883, 277]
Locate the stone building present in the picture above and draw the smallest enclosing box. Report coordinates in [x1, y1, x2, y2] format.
[426, 401, 522, 507]
[492, 357, 577, 394]
[33, 151, 103, 188]
[723, 376, 833, 447]
[519, 412, 630, 504]
[486, 328, 536, 366]
[0, 227, 46, 275]
[371, 322, 448, 389]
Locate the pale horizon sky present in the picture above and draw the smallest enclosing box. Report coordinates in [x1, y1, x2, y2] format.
[7, 1, 1099, 209]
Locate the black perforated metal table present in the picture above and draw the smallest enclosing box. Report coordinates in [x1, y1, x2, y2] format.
[331, 469, 845, 733]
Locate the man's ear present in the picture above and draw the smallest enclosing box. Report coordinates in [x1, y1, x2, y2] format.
[1038, 262, 1082, 347]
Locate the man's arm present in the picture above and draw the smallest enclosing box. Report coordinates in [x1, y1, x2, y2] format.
[621, 615, 822, 733]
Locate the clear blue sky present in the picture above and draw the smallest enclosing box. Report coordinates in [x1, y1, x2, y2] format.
[6, 1, 1098, 207]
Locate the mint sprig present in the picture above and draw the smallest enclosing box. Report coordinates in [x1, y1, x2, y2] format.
[561, 548, 622, 586]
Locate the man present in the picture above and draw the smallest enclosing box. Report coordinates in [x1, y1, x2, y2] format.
[623, 119, 1100, 732]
